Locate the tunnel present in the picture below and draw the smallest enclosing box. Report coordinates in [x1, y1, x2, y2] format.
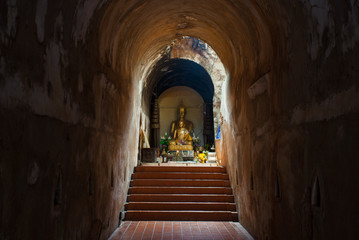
[1, 0, 359, 239]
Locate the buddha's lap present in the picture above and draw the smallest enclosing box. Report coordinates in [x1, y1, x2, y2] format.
[168, 144, 193, 151]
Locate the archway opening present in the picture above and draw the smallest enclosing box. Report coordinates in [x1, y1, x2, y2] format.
[139, 37, 228, 162]
[147, 58, 215, 148]
[158, 86, 205, 146]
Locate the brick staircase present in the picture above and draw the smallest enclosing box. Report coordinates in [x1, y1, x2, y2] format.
[124, 166, 238, 221]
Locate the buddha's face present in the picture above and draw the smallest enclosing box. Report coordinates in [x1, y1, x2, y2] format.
[179, 108, 185, 118]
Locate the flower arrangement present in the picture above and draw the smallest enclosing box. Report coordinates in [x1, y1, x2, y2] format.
[198, 152, 207, 163]
[160, 133, 171, 152]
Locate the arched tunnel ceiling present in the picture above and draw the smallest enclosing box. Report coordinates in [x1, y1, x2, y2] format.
[99, 0, 280, 88]
[150, 59, 214, 102]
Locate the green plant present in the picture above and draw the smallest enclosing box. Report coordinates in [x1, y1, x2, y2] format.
[204, 143, 211, 151]
[160, 133, 171, 152]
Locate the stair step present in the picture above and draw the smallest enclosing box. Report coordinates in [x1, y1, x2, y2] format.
[125, 202, 237, 211]
[134, 166, 226, 173]
[131, 172, 229, 180]
[130, 179, 230, 187]
[207, 159, 217, 164]
[124, 210, 238, 221]
[125, 166, 238, 222]
[127, 194, 234, 202]
[128, 187, 233, 194]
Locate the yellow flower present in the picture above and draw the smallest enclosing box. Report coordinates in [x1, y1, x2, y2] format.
[198, 153, 206, 160]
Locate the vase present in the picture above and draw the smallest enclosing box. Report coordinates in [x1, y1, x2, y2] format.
[161, 149, 167, 155]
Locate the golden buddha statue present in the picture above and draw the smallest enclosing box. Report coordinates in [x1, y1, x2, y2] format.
[174, 121, 192, 143]
[168, 107, 194, 151]
[170, 107, 193, 137]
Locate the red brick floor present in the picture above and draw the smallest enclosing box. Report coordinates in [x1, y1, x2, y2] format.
[108, 221, 254, 240]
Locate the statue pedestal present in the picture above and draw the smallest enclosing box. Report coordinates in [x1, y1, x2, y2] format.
[167, 150, 194, 161]
[168, 144, 193, 151]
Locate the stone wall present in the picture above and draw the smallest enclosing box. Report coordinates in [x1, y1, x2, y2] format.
[0, 1, 139, 239]
[220, 1, 359, 239]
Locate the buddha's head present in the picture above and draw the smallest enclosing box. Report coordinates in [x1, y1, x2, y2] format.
[179, 107, 185, 118]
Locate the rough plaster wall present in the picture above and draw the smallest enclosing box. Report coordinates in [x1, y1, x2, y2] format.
[35, 0, 47, 43]
[0, 0, 138, 239]
[72, 0, 109, 46]
[220, 1, 359, 239]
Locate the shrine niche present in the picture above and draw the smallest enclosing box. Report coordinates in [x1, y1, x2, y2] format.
[157, 86, 204, 147]
[145, 58, 216, 162]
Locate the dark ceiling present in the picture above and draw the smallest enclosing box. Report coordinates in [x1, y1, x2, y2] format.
[148, 58, 214, 103]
